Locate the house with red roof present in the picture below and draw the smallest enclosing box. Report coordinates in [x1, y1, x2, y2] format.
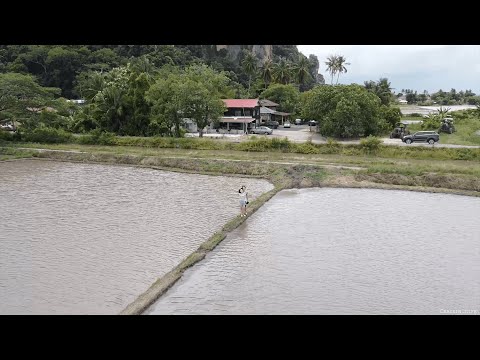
[186, 98, 284, 134]
[217, 99, 260, 133]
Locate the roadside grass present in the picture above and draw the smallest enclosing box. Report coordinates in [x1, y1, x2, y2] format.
[3, 135, 479, 161]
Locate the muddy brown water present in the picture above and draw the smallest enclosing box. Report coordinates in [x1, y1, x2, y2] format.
[147, 188, 480, 315]
[0, 159, 273, 314]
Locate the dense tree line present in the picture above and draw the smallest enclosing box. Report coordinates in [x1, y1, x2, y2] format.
[1, 46, 407, 140]
[398, 88, 479, 105]
[0, 45, 324, 99]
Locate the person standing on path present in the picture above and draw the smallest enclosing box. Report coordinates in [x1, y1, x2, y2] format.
[239, 185, 249, 217]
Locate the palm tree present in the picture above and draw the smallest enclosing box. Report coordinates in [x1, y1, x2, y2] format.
[325, 55, 338, 85]
[80, 72, 106, 102]
[272, 58, 292, 85]
[260, 59, 273, 89]
[131, 56, 157, 83]
[335, 55, 350, 84]
[294, 55, 312, 87]
[436, 106, 451, 119]
[376, 77, 393, 105]
[95, 86, 126, 133]
[364, 80, 376, 91]
[241, 50, 257, 93]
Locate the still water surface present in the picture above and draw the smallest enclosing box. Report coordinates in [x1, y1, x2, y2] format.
[0, 159, 273, 314]
[147, 188, 480, 315]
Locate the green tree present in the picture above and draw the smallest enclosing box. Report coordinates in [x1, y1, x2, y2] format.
[364, 78, 394, 106]
[272, 58, 292, 85]
[0, 72, 59, 130]
[93, 85, 127, 134]
[325, 54, 350, 85]
[86, 48, 122, 73]
[325, 55, 337, 85]
[45, 46, 88, 98]
[301, 84, 384, 138]
[17, 45, 50, 83]
[85, 64, 154, 136]
[380, 105, 402, 128]
[260, 84, 300, 115]
[74, 71, 106, 101]
[145, 67, 186, 137]
[467, 96, 480, 105]
[334, 55, 350, 84]
[406, 92, 417, 104]
[376, 78, 393, 105]
[260, 59, 274, 89]
[293, 55, 312, 87]
[181, 65, 228, 137]
[241, 50, 257, 94]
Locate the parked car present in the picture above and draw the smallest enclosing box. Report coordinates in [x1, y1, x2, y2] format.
[250, 126, 273, 135]
[402, 131, 439, 144]
[283, 122, 291, 128]
[308, 120, 317, 126]
[295, 119, 302, 125]
[264, 120, 279, 129]
[0, 124, 15, 131]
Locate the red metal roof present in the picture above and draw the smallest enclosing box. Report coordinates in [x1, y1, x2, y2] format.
[223, 99, 259, 108]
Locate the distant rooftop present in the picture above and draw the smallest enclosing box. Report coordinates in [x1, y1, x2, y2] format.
[67, 99, 86, 104]
[223, 99, 259, 108]
[259, 99, 279, 107]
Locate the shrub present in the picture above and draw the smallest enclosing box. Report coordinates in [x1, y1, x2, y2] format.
[270, 137, 291, 151]
[0, 130, 17, 142]
[236, 137, 270, 152]
[76, 129, 117, 145]
[295, 142, 319, 154]
[316, 137, 340, 154]
[22, 127, 73, 144]
[360, 135, 382, 154]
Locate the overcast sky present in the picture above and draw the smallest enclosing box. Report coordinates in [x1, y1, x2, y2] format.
[297, 45, 480, 94]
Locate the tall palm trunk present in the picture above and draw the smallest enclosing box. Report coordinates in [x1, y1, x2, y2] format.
[174, 113, 180, 137]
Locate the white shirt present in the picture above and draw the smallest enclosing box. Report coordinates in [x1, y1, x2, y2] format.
[239, 191, 248, 201]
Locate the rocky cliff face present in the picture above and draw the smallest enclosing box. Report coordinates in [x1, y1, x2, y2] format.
[316, 73, 325, 85]
[215, 45, 325, 85]
[216, 45, 273, 63]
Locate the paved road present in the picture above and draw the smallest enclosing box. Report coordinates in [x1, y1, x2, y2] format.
[269, 125, 480, 149]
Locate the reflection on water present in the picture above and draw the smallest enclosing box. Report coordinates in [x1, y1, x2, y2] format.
[147, 188, 480, 315]
[0, 159, 273, 314]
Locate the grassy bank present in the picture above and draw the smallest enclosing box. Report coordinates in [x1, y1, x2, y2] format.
[0, 147, 38, 161]
[2, 143, 479, 314]
[2, 144, 479, 193]
[2, 133, 480, 161]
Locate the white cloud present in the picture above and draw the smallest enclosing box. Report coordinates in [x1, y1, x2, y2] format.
[297, 45, 480, 93]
